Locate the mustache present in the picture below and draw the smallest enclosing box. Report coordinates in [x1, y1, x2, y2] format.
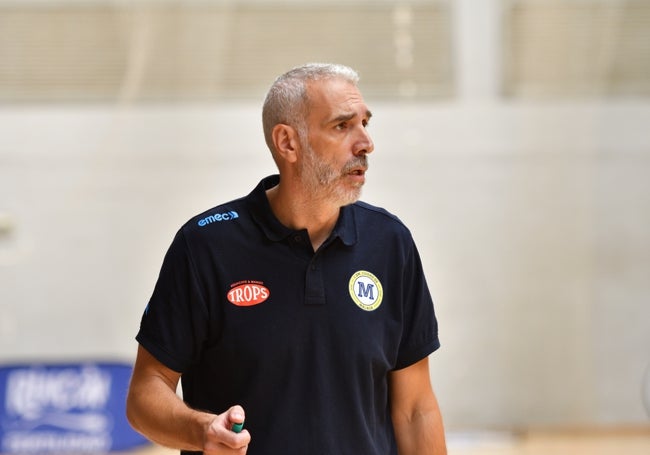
[342, 156, 369, 173]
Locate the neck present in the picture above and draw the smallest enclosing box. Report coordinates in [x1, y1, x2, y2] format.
[266, 183, 340, 251]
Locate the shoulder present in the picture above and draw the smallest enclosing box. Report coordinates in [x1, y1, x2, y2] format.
[178, 175, 275, 238]
[351, 200, 412, 235]
[177, 194, 250, 242]
[191, 197, 246, 228]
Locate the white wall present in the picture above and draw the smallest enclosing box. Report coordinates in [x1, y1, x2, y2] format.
[1, 99, 649, 430]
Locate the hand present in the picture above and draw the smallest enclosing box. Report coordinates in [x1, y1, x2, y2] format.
[203, 405, 251, 455]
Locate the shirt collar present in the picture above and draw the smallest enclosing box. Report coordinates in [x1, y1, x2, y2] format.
[331, 203, 358, 247]
[248, 174, 358, 246]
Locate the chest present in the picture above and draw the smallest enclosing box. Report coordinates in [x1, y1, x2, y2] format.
[197, 236, 405, 371]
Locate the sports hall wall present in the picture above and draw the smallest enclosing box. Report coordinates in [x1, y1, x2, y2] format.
[1, 0, 650, 431]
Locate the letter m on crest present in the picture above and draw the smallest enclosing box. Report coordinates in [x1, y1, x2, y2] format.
[357, 282, 375, 300]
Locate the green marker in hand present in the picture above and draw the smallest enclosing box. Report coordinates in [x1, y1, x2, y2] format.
[231, 421, 244, 433]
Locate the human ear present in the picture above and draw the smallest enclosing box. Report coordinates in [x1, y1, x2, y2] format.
[271, 124, 300, 163]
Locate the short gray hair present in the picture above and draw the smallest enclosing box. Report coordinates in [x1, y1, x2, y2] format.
[262, 63, 360, 153]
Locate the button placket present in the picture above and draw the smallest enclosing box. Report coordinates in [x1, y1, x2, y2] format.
[305, 254, 325, 305]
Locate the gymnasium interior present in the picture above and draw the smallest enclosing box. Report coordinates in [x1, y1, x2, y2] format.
[1, 1, 649, 453]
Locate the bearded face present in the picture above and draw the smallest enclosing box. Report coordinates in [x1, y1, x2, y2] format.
[297, 132, 368, 207]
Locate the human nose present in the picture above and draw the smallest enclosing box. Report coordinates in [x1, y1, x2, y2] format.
[354, 125, 374, 156]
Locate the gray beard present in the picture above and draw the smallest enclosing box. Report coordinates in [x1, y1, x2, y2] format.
[300, 143, 367, 206]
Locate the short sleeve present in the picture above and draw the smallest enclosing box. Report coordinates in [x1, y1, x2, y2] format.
[393, 240, 440, 370]
[136, 229, 209, 373]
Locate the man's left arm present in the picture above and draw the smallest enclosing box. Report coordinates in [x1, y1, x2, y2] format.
[389, 356, 447, 455]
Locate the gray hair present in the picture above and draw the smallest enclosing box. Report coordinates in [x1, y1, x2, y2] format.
[262, 63, 360, 153]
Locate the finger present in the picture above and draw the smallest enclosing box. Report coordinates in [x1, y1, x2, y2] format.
[205, 429, 250, 453]
[227, 405, 246, 428]
[205, 407, 250, 452]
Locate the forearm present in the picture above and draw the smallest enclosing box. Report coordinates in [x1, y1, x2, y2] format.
[393, 407, 447, 455]
[126, 371, 213, 451]
[389, 357, 447, 455]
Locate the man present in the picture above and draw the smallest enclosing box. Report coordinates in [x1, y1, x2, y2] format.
[126, 63, 446, 454]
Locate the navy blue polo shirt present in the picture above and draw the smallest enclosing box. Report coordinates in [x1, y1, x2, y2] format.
[137, 175, 440, 455]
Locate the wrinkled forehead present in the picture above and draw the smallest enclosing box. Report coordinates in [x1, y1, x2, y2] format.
[304, 78, 370, 119]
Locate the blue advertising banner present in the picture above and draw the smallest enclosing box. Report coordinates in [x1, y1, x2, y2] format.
[0, 362, 150, 453]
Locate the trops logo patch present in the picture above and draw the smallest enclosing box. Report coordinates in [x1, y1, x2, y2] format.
[348, 270, 383, 311]
[227, 280, 270, 307]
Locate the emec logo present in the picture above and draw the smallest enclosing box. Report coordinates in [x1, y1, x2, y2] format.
[198, 211, 239, 227]
[348, 270, 383, 311]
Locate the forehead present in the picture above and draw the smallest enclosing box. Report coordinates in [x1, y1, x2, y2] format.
[305, 78, 369, 120]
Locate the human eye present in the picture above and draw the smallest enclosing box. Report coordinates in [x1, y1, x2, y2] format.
[335, 121, 348, 130]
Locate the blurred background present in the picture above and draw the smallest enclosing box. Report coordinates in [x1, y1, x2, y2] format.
[1, 0, 649, 453]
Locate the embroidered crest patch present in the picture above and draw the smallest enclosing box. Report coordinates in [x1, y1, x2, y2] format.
[348, 270, 383, 311]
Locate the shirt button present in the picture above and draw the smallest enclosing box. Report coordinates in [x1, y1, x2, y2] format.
[293, 235, 302, 243]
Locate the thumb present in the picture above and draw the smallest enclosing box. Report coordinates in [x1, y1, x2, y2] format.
[227, 405, 245, 432]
